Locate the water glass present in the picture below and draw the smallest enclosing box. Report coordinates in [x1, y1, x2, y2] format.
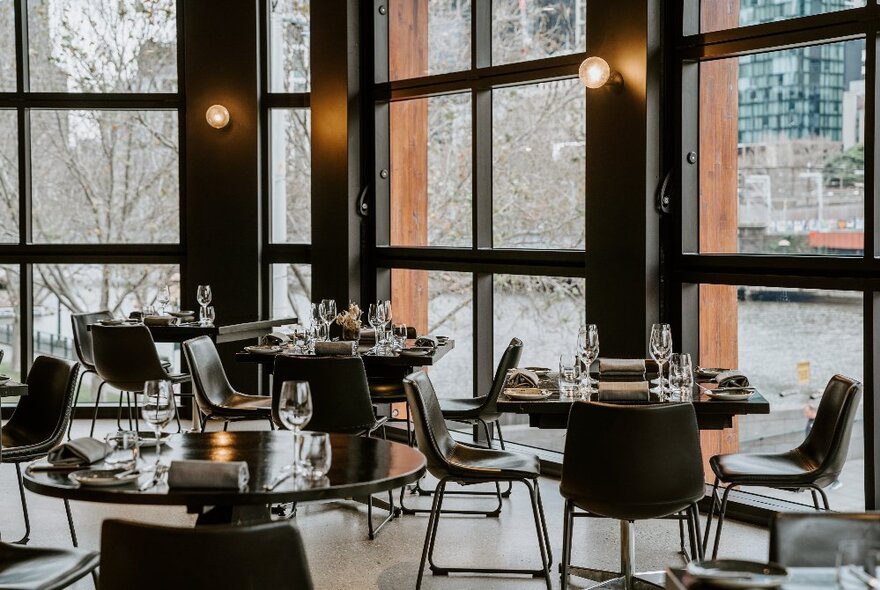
[392, 324, 408, 351]
[669, 353, 694, 402]
[157, 285, 171, 315]
[320, 299, 337, 332]
[297, 432, 332, 481]
[558, 353, 580, 399]
[382, 329, 394, 354]
[141, 380, 175, 466]
[368, 303, 386, 344]
[201, 305, 215, 327]
[837, 539, 880, 588]
[105, 430, 139, 469]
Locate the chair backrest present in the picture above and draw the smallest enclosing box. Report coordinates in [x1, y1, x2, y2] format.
[70, 311, 112, 370]
[272, 355, 378, 434]
[91, 325, 168, 392]
[4, 356, 79, 451]
[402, 370, 458, 479]
[482, 337, 523, 415]
[770, 512, 880, 567]
[182, 336, 238, 415]
[560, 401, 704, 521]
[797, 374, 862, 488]
[99, 519, 314, 590]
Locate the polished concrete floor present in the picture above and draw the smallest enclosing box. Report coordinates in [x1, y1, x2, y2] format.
[0, 420, 768, 589]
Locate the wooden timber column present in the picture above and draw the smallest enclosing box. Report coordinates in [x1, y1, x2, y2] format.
[698, 0, 741, 476]
[388, 0, 429, 336]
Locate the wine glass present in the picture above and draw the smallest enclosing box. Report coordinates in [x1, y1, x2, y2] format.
[156, 285, 171, 315]
[297, 432, 332, 481]
[196, 285, 212, 325]
[277, 381, 313, 473]
[310, 303, 324, 339]
[650, 323, 673, 400]
[320, 299, 336, 335]
[367, 303, 386, 348]
[579, 324, 600, 393]
[141, 380, 175, 468]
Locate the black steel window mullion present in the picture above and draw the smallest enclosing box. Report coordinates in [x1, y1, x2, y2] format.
[259, 0, 271, 318]
[18, 263, 31, 383]
[176, 0, 187, 297]
[473, 271, 492, 431]
[866, 292, 878, 509]
[871, 32, 880, 261]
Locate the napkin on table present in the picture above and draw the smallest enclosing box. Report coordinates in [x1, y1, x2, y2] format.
[506, 369, 541, 388]
[414, 336, 439, 349]
[314, 341, 357, 356]
[47, 437, 113, 468]
[167, 460, 249, 490]
[262, 332, 290, 346]
[715, 370, 749, 388]
[143, 316, 175, 327]
[597, 381, 651, 402]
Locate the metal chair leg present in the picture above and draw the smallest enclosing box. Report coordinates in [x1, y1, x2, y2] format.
[223, 421, 229, 432]
[524, 479, 553, 589]
[702, 478, 720, 554]
[561, 499, 574, 588]
[67, 369, 86, 440]
[366, 491, 397, 540]
[496, 421, 506, 450]
[691, 503, 704, 560]
[13, 463, 31, 545]
[809, 489, 821, 510]
[711, 485, 735, 560]
[64, 499, 78, 547]
[815, 486, 830, 510]
[534, 480, 553, 565]
[89, 381, 106, 437]
[416, 479, 446, 590]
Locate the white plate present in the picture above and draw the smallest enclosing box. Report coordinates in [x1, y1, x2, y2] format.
[504, 388, 552, 401]
[69, 468, 141, 487]
[399, 348, 431, 357]
[704, 390, 755, 401]
[244, 345, 282, 355]
[686, 560, 787, 588]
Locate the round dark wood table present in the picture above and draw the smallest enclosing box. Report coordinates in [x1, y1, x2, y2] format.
[24, 431, 426, 523]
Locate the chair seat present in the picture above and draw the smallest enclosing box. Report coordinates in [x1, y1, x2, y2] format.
[367, 379, 407, 403]
[710, 450, 825, 487]
[0, 543, 98, 590]
[166, 372, 191, 385]
[442, 444, 540, 481]
[210, 393, 272, 418]
[438, 397, 487, 419]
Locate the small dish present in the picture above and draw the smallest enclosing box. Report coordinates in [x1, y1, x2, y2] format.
[399, 348, 431, 357]
[244, 345, 282, 355]
[704, 390, 755, 401]
[504, 388, 552, 400]
[98, 319, 125, 326]
[523, 367, 551, 376]
[169, 310, 195, 318]
[69, 468, 141, 487]
[686, 559, 787, 588]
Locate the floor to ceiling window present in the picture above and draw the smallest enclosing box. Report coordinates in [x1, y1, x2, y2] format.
[374, 0, 587, 452]
[0, 0, 182, 404]
[262, 0, 312, 321]
[675, 0, 875, 510]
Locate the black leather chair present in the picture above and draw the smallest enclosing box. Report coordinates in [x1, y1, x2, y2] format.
[770, 512, 880, 567]
[2, 356, 81, 545]
[69, 311, 111, 438]
[560, 401, 704, 590]
[272, 355, 394, 539]
[182, 336, 273, 431]
[91, 325, 191, 433]
[98, 519, 314, 590]
[403, 370, 552, 590]
[705, 374, 862, 559]
[439, 337, 522, 450]
[0, 542, 98, 590]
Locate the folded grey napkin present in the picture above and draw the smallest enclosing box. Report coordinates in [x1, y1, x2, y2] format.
[597, 381, 651, 402]
[167, 460, 249, 490]
[506, 369, 541, 388]
[262, 332, 290, 346]
[716, 370, 749, 388]
[144, 316, 175, 327]
[314, 341, 357, 356]
[47, 437, 112, 467]
[415, 336, 438, 348]
[598, 358, 647, 375]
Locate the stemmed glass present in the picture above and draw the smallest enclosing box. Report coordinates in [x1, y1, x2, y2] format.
[320, 299, 336, 337]
[367, 303, 386, 350]
[141, 380, 175, 468]
[650, 323, 673, 400]
[578, 324, 600, 393]
[196, 285, 212, 326]
[157, 285, 171, 315]
[277, 381, 313, 474]
[669, 353, 694, 402]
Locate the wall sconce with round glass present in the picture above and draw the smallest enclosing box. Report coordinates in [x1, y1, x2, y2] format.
[205, 104, 230, 129]
[578, 56, 622, 89]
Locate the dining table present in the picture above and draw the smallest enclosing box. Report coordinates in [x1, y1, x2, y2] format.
[0, 380, 28, 462]
[23, 431, 426, 525]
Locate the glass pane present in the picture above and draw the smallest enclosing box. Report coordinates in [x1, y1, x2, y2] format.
[699, 40, 865, 255]
[270, 263, 311, 321]
[33, 264, 179, 406]
[388, 0, 471, 80]
[0, 110, 18, 243]
[268, 0, 310, 93]
[30, 110, 179, 244]
[700, 0, 865, 34]
[494, 274, 585, 452]
[270, 109, 311, 244]
[493, 79, 585, 249]
[0, 265, 20, 382]
[0, 0, 15, 91]
[27, 0, 177, 93]
[391, 269, 473, 398]
[390, 93, 472, 247]
[698, 284, 864, 510]
[492, 0, 586, 65]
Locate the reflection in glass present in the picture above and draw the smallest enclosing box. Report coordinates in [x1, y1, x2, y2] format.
[0, 0, 15, 91]
[30, 110, 179, 244]
[0, 266, 20, 381]
[0, 110, 18, 244]
[493, 79, 585, 249]
[492, 0, 586, 65]
[700, 0, 864, 34]
[27, 0, 177, 93]
[269, 0, 310, 93]
[271, 264, 312, 322]
[390, 93, 472, 248]
[270, 109, 311, 244]
[699, 39, 866, 255]
[389, 0, 470, 80]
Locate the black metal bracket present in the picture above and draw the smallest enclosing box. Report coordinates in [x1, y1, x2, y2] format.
[657, 169, 673, 215]
[356, 185, 370, 218]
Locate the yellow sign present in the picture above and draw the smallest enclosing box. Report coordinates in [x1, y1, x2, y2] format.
[796, 361, 810, 385]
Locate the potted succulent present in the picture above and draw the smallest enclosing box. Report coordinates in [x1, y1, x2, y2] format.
[335, 302, 362, 341]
